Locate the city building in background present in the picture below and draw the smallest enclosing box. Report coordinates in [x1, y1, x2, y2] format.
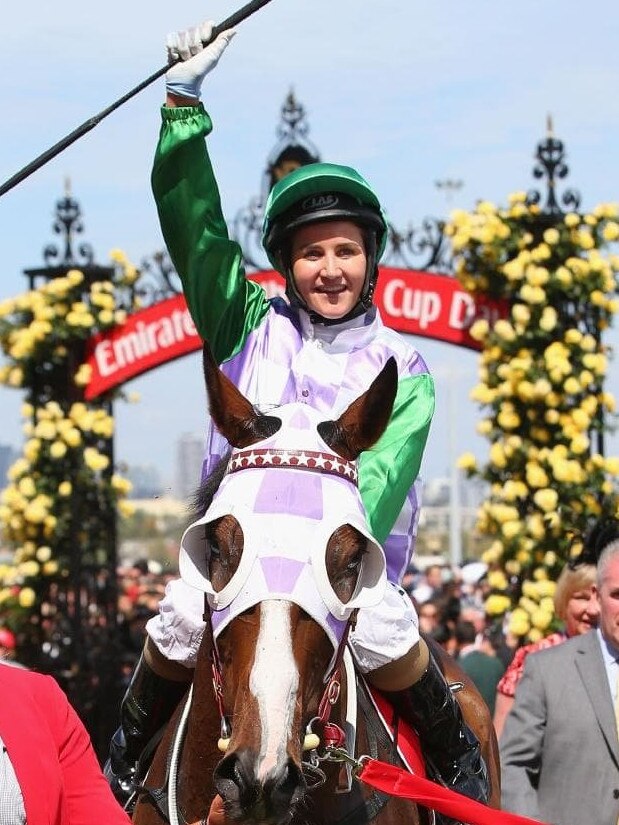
[174, 432, 204, 502]
[126, 464, 164, 499]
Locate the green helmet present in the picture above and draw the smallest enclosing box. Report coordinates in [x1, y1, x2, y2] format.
[262, 162, 389, 321]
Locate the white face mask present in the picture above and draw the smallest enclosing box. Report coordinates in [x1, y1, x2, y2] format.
[179, 404, 387, 651]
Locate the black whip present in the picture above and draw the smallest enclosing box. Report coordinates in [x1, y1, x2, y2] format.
[0, 0, 275, 198]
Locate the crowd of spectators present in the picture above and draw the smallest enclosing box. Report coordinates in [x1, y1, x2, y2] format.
[404, 559, 515, 723]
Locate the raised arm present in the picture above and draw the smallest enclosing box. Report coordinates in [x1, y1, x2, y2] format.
[152, 21, 269, 363]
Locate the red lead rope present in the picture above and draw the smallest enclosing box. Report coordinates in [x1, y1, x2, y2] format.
[357, 758, 549, 825]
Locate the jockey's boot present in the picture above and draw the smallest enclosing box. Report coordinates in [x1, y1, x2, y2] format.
[104, 652, 189, 806]
[386, 654, 488, 825]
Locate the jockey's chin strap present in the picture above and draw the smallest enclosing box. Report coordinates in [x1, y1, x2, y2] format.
[203, 594, 357, 753]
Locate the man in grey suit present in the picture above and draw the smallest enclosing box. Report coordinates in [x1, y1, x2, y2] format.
[500, 539, 619, 825]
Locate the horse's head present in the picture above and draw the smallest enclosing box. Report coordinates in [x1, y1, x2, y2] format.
[179, 346, 397, 824]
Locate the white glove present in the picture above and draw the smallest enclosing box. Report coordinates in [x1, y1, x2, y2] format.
[165, 21, 236, 100]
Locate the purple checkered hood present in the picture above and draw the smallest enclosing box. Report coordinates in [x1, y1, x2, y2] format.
[179, 403, 387, 651]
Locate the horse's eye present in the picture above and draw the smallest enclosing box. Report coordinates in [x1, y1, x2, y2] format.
[210, 540, 221, 558]
[346, 550, 364, 572]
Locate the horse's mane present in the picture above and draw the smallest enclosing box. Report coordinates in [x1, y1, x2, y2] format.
[189, 452, 231, 522]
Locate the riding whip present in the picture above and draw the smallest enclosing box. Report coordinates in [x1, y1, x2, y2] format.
[0, 0, 275, 199]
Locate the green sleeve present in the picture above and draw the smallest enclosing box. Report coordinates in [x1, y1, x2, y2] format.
[358, 372, 435, 543]
[151, 104, 269, 363]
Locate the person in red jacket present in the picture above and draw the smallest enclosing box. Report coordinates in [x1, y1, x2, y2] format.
[0, 662, 131, 825]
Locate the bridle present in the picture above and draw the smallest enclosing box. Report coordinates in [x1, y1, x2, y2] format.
[203, 445, 365, 764]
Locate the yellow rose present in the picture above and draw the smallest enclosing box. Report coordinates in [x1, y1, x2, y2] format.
[512, 304, 531, 324]
[531, 609, 553, 631]
[50, 441, 67, 459]
[18, 477, 36, 498]
[61, 428, 81, 448]
[487, 570, 508, 591]
[74, 364, 93, 387]
[469, 319, 489, 341]
[543, 228, 560, 245]
[494, 320, 516, 342]
[502, 520, 521, 539]
[508, 610, 530, 637]
[58, 481, 72, 497]
[485, 594, 512, 616]
[19, 560, 40, 577]
[563, 376, 580, 395]
[111, 475, 133, 495]
[540, 307, 558, 332]
[457, 453, 477, 471]
[525, 516, 544, 542]
[83, 448, 110, 472]
[519, 284, 546, 304]
[18, 587, 36, 608]
[533, 488, 559, 512]
[36, 546, 52, 562]
[118, 500, 136, 518]
[476, 419, 492, 435]
[497, 409, 521, 430]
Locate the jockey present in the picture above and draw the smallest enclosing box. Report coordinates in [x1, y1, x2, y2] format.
[105, 21, 488, 820]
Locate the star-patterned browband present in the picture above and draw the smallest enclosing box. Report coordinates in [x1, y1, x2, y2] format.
[227, 448, 358, 485]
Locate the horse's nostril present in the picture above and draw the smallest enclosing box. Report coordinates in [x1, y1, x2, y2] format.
[214, 753, 306, 823]
[268, 758, 306, 809]
[214, 749, 260, 810]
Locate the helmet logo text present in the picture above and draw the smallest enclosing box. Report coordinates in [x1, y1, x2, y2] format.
[301, 194, 339, 212]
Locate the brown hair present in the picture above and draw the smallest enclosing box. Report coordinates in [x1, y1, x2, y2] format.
[553, 563, 597, 620]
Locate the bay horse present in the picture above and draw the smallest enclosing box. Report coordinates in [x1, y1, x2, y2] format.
[133, 349, 500, 825]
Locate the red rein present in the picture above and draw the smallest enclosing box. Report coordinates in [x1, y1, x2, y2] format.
[358, 758, 549, 825]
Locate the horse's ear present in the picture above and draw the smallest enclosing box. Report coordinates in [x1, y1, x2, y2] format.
[317, 357, 398, 460]
[202, 344, 281, 447]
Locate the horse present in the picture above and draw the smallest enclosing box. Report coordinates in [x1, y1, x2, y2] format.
[132, 348, 500, 825]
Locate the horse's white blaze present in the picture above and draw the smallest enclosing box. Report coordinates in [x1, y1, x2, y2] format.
[250, 600, 299, 780]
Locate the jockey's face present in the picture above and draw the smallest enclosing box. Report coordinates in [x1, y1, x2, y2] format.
[290, 221, 366, 320]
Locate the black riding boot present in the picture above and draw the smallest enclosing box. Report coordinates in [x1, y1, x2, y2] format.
[104, 654, 189, 805]
[386, 655, 488, 825]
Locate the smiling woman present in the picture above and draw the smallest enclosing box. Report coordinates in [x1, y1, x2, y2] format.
[493, 561, 599, 739]
[290, 221, 367, 320]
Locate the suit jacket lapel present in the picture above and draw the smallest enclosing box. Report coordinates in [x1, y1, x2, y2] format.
[575, 630, 619, 766]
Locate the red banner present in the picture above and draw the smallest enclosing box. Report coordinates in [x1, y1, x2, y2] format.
[84, 269, 504, 399]
[84, 296, 201, 400]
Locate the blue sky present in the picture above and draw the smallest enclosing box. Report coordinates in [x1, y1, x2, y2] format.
[1, 1, 619, 488]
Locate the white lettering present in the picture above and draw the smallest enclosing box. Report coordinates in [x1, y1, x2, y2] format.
[382, 280, 441, 328]
[449, 292, 476, 330]
[94, 340, 117, 377]
[157, 317, 176, 348]
[383, 279, 405, 317]
[114, 331, 145, 368]
[183, 310, 197, 336]
[92, 308, 197, 378]
[418, 292, 441, 329]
